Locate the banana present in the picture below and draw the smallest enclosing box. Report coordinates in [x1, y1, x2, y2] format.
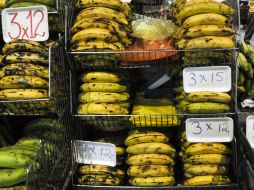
[184, 165, 228, 177]
[176, 2, 234, 21]
[75, 7, 128, 25]
[183, 175, 231, 186]
[116, 147, 125, 156]
[78, 103, 129, 114]
[2, 52, 48, 65]
[71, 28, 119, 44]
[128, 165, 174, 177]
[78, 174, 122, 185]
[126, 143, 176, 157]
[79, 165, 124, 177]
[186, 92, 231, 103]
[184, 154, 231, 165]
[8, 2, 56, 12]
[129, 176, 175, 186]
[0, 147, 38, 159]
[70, 41, 121, 51]
[16, 138, 41, 147]
[2, 40, 48, 55]
[80, 83, 127, 92]
[76, 0, 122, 10]
[81, 72, 122, 83]
[0, 151, 32, 168]
[23, 118, 56, 135]
[127, 154, 174, 166]
[184, 51, 231, 59]
[185, 143, 231, 155]
[0, 75, 48, 89]
[178, 36, 235, 49]
[79, 92, 129, 103]
[71, 19, 127, 38]
[0, 185, 27, 189]
[6, 0, 55, 6]
[185, 102, 230, 113]
[0, 89, 48, 100]
[124, 131, 169, 146]
[0, 168, 27, 187]
[182, 13, 231, 28]
[238, 52, 253, 78]
[179, 25, 234, 39]
[172, 0, 216, 13]
[0, 63, 48, 79]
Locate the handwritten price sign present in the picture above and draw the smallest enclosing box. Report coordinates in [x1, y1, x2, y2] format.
[183, 66, 231, 93]
[73, 140, 116, 166]
[2, 6, 49, 42]
[246, 116, 254, 148]
[186, 117, 234, 142]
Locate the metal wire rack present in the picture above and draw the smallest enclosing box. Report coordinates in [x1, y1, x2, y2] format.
[0, 37, 69, 116]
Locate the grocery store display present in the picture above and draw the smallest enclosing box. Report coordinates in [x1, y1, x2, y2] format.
[180, 131, 232, 186]
[125, 131, 176, 186]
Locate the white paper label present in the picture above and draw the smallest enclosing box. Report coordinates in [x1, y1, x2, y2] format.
[183, 66, 231, 93]
[73, 140, 116, 167]
[2, 6, 49, 42]
[121, 0, 131, 2]
[186, 117, 234, 142]
[246, 116, 254, 148]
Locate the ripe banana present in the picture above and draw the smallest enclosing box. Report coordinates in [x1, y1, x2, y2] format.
[128, 165, 174, 177]
[0, 151, 32, 168]
[80, 82, 127, 92]
[0, 75, 48, 89]
[185, 143, 231, 155]
[75, 7, 128, 25]
[2, 52, 48, 65]
[124, 131, 169, 146]
[71, 41, 122, 51]
[185, 102, 230, 113]
[76, 0, 122, 10]
[79, 165, 124, 177]
[71, 18, 127, 38]
[129, 176, 175, 186]
[79, 92, 129, 103]
[184, 175, 231, 186]
[71, 28, 119, 44]
[184, 165, 228, 177]
[126, 142, 176, 157]
[78, 174, 122, 185]
[0, 89, 48, 100]
[78, 103, 129, 114]
[182, 13, 231, 28]
[0, 63, 48, 79]
[127, 154, 174, 166]
[116, 147, 125, 156]
[176, 2, 234, 21]
[81, 72, 122, 83]
[184, 154, 231, 165]
[186, 92, 231, 103]
[178, 36, 235, 49]
[0, 168, 27, 187]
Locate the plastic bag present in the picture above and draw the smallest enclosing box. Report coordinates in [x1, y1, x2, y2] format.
[131, 19, 177, 41]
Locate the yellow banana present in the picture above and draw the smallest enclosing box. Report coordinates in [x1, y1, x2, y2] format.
[127, 154, 174, 166]
[0, 89, 48, 100]
[80, 83, 127, 92]
[81, 72, 122, 83]
[186, 92, 231, 103]
[185, 102, 230, 113]
[116, 147, 125, 156]
[70, 41, 121, 51]
[184, 154, 231, 165]
[124, 131, 169, 146]
[76, 0, 122, 10]
[184, 165, 228, 177]
[79, 92, 129, 103]
[129, 176, 175, 186]
[79, 165, 124, 177]
[78, 174, 122, 185]
[127, 165, 174, 177]
[184, 175, 231, 186]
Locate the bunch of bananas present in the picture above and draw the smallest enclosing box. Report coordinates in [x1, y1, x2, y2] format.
[0, 40, 49, 101]
[71, 0, 133, 66]
[78, 165, 124, 186]
[179, 131, 232, 186]
[172, 0, 235, 64]
[176, 91, 231, 114]
[0, 137, 41, 188]
[129, 94, 180, 127]
[77, 71, 130, 115]
[125, 131, 176, 186]
[237, 41, 254, 102]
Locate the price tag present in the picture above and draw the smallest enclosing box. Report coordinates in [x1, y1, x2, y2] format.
[186, 117, 234, 142]
[73, 140, 116, 167]
[2, 6, 49, 42]
[246, 116, 254, 148]
[183, 66, 231, 93]
[121, 0, 131, 2]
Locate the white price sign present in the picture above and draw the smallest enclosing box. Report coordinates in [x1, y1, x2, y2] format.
[246, 116, 254, 148]
[183, 66, 231, 93]
[121, 0, 131, 2]
[73, 140, 116, 167]
[186, 117, 234, 142]
[2, 6, 49, 43]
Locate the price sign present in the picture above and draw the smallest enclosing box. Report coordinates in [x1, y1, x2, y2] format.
[73, 140, 116, 167]
[183, 66, 231, 93]
[121, 0, 131, 2]
[2, 6, 49, 42]
[186, 117, 234, 142]
[246, 116, 254, 148]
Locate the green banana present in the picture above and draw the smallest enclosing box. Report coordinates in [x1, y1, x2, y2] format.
[0, 152, 32, 168]
[0, 168, 27, 188]
[8, 2, 56, 12]
[23, 118, 56, 135]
